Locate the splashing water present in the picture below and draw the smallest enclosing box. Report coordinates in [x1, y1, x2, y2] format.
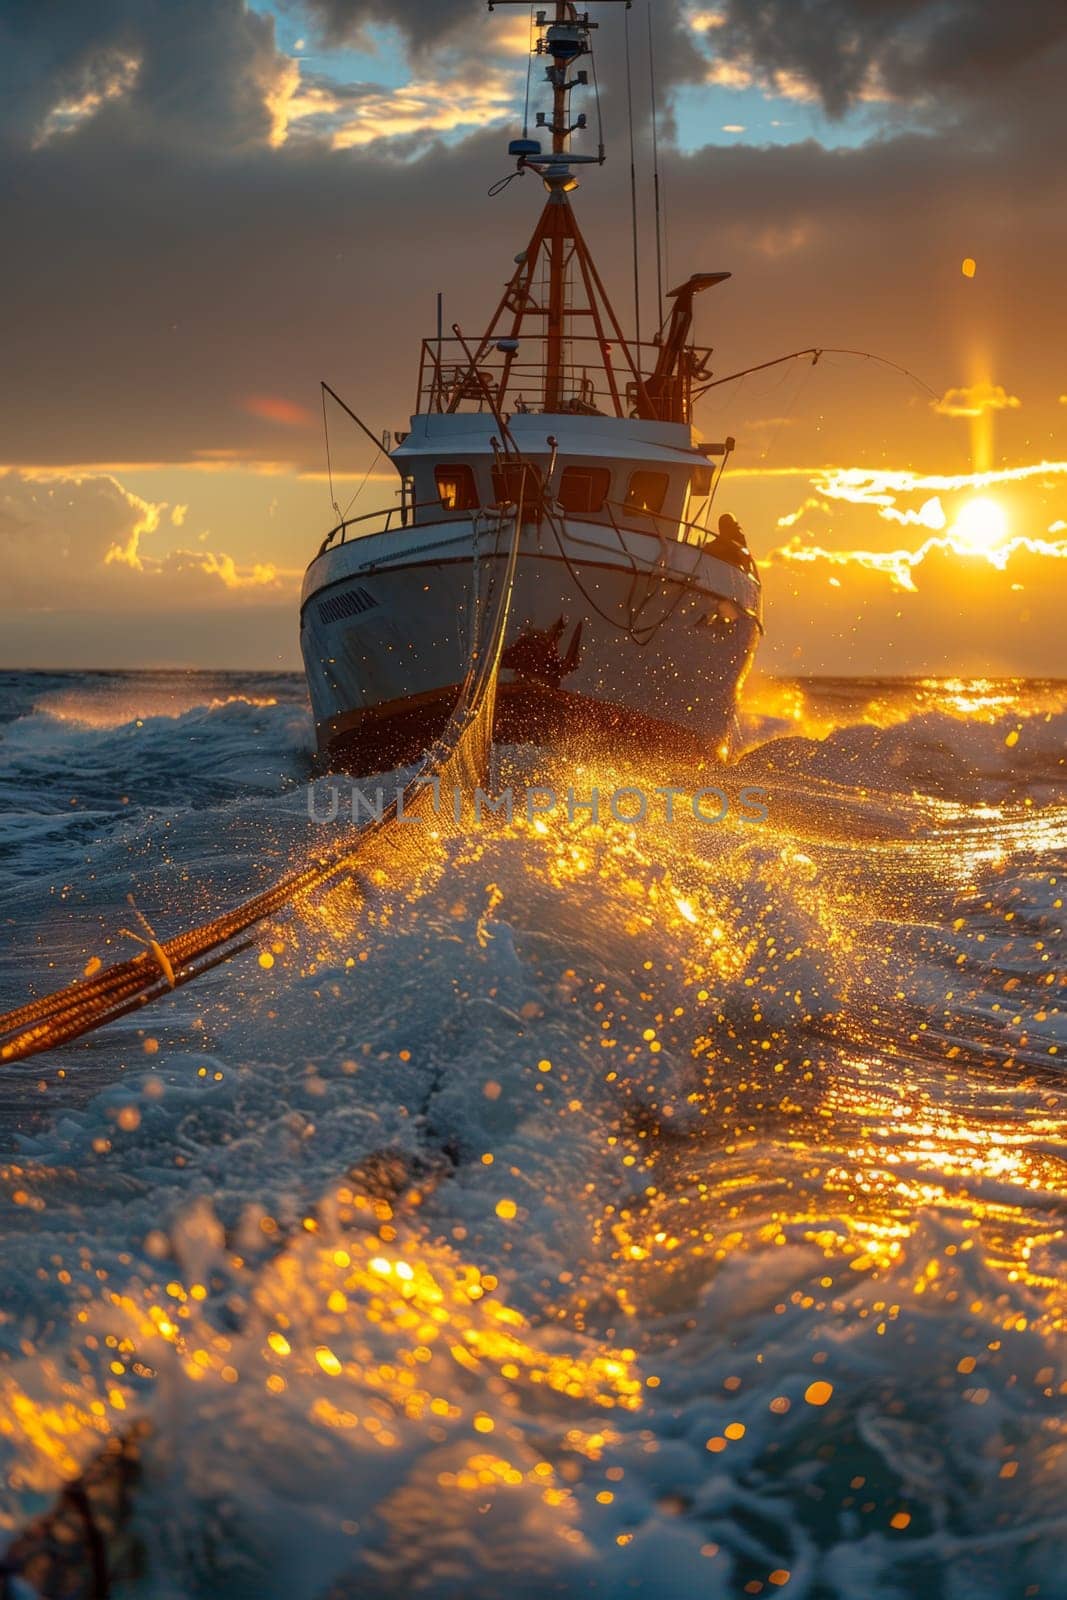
[0, 671, 1064, 1599]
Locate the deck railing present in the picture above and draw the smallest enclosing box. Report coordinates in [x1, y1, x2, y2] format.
[581, 498, 757, 575]
[314, 490, 756, 580]
[316, 499, 440, 555]
[416, 334, 711, 423]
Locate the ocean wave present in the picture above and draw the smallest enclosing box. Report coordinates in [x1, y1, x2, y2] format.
[0, 672, 1064, 1598]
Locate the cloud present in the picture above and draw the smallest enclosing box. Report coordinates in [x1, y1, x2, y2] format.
[160, 556, 281, 595]
[776, 496, 831, 529]
[706, 0, 1067, 120]
[0, 470, 295, 608]
[689, 10, 726, 33]
[32, 48, 141, 148]
[0, 0, 294, 152]
[99, 485, 165, 569]
[277, 64, 521, 150]
[302, 0, 706, 90]
[0, 2, 1055, 674]
[297, 0, 480, 55]
[773, 460, 1067, 511]
[0, 0, 1063, 685]
[771, 521, 1067, 593]
[767, 461, 1067, 589]
[263, 53, 303, 148]
[242, 394, 317, 428]
[932, 381, 1022, 419]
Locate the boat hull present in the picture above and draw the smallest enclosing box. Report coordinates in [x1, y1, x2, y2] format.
[300, 516, 761, 774]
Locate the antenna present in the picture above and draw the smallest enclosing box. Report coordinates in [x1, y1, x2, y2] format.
[647, 0, 664, 331]
[478, 2, 699, 422]
[522, 5, 534, 138]
[624, 1, 642, 350]
[492, 2, 630, 190]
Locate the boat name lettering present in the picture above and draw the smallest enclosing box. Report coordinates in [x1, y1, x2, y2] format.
[318, 586, 380, 625]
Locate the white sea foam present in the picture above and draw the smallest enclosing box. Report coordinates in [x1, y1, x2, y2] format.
[0, 673, 1064, 1597]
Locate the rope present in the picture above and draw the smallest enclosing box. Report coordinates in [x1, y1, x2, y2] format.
[488, 169, 523, 198]
[541, 499, 714, 649]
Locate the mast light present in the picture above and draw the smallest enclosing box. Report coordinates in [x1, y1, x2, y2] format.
[542, 164, 579, 193]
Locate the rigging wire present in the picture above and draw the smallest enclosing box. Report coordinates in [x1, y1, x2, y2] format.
[320, 383, 342, 524]
[320, 382, 396, 534]
[623, 2, 642, 349]
[522, 3, 534, 138]
[340, 446, 383, 521]
[589, 21, 605, 162]
[703, 439, 734, 521]
[646, 0, 664, 330]
[759, 361, 818, 470]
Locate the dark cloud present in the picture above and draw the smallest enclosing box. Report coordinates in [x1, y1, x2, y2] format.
[297, 0, 705, 84]
[295, 0, 476, 53]
[0, 0, 1063, 481]
[283, 0, 705, 135]
[710, 0, 1067, 119]
[2, 1, 1065, 673]
[0, 0, 285, 150]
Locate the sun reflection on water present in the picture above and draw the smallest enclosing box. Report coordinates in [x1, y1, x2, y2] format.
[1, 680, 1065, 1594]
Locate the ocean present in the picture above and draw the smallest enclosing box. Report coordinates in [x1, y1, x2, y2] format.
[0, 669, 1064, 1599]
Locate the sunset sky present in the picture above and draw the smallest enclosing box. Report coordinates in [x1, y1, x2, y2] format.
[2, 0, 1065, 675]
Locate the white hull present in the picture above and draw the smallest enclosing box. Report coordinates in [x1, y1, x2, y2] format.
[300, 514, 761, 773]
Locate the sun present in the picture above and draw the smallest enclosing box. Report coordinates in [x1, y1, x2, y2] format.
[951, 496, 1008, 555]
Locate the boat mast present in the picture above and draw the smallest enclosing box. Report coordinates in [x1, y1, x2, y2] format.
[542, 2, 580, 413]
[458, 3, 718, 424]
[472, 4, 651, 417]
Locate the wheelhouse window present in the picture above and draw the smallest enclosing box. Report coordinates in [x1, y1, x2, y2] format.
[558, 465, 611, 515]
[491, 460, 542, 507]
[624, 470, 669, 515]
[434, 463, 479, 512]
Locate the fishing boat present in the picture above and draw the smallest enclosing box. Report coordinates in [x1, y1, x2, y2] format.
[301, 0, 761, 776]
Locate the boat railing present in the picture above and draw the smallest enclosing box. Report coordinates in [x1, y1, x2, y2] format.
[314, 491, 755, 579]
[416, 334, 710, 423]
[599, 496, 709, 548]
[571, 498, 758, 577]
[316, 499, 445, 555]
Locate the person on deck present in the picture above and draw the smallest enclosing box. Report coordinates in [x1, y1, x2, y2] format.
[709, 512, 750, 568]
